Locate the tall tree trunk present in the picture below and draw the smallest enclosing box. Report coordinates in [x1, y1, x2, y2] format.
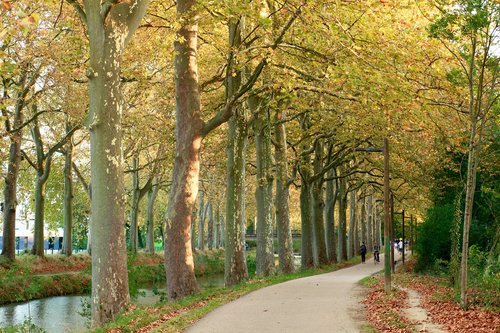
[460, 128, 480, 308]
[325, 168, 337, 264]
[31, 120, 50, 257]
[274, 107, 294, 273]
[311, 142, 327, 266]
[129, 156, 152, 252]
[219, 215, 225, 248]
[32, 172, 47, 256]
[300, 175, 314, 268]
[198, 192, 206, 250]
[164, 0, 201, 300]
[83, 0, 149, 325]
[366, 194, 373, 253]
[338, 170, 348, 262]
[360, 192, 366, 248]
[214, 205, 220, 249]
[449, 189, 463, 286]
[253, 99, 275, 277]
[224, 18, 248, 286]
[129, 157, 140, 252]
[207, 202, 214, 250]
[2, 80, 27, 260]
[146, 181, 159, 253]
[190, 205, 197, 252]
[348, 190, 356, 259]
[375, 203, 381, 248]
[299, 115, 313, 268]
[225, 110, 249, 283]
[62, 123, 74, 256]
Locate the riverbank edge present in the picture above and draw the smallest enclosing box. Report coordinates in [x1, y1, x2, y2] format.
[0, 251, 225, 306]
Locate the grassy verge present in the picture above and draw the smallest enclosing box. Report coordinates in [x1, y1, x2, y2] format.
[0, 271, 91, 304]
[0, 254, 92, 304]
[94, 258, 361, 333]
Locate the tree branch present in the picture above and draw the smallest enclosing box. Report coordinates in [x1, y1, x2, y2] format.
[124, 0, 151, 46]
[21, 150, 37, 170]
[72, 161, 90, 195]
[41, 124, 81, 183]
[201, 1, 306, 137]
[65, 0, 87, 24]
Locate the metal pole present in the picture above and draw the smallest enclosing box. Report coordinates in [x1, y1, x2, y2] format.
[414, 218, 417, 247]
[383, 138, 391, 292]
[410, 214, 414, 256]
[402, 210, 405, 265]
[390, 192, 395, 273]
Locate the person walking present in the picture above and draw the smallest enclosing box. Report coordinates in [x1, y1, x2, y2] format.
[373, 244, 380, 264]
[360, 241, 367, 263]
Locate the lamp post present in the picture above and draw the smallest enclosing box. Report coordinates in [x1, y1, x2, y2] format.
[410, 215, 414, 256]
[402, 210, 405, 265]
[390, 191, 395, 273]
[375, 199, 384, 248]
[356, 137, 391, 292]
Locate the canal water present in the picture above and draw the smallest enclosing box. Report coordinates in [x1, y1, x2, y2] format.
[0, 274, 224, 333]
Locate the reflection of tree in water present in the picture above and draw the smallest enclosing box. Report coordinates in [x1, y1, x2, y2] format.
[34, 298, 48, 329]
[1, 304, 16, 327]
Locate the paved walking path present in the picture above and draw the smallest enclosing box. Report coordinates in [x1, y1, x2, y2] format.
[185, 256, 387, 333]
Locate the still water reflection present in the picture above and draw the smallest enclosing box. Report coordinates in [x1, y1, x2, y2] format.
[0, 274, 224, 333]
[0, 295, 88, 333]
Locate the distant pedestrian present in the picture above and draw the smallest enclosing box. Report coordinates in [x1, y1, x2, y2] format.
[373, 244, 380, 264]
[360, 242, 367, 263]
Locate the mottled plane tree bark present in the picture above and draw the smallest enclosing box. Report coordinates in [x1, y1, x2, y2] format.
[366, 194, 373, 252]
[359, 191, 366, 252]
[164, 0, 203, 299]
[251, 96, 275, 277]
[298, 116, 314, 269]
[311, 141, 328, 266]
[224, 18, 249, 282]
[348, 190, 356, 259]
[325, 168, 337, 264]
[338, 167, 348, 262]
[66, 0, 149, 326]
[274, 106, 294, 273]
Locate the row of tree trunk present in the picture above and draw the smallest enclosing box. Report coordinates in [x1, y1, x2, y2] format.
[191, 193, 225, 251]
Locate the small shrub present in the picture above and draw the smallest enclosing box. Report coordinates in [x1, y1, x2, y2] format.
[467, 246, 500, 308]
[78, 297, 91, 328]
[246, 254, 257, 277]
[415, 204, 454, 272]
[2, 318, 46, 333]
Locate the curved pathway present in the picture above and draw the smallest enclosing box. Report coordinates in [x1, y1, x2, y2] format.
[185, 257, 385, 333]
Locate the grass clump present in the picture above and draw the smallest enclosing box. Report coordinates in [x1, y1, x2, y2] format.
[359, 275, 379, 288]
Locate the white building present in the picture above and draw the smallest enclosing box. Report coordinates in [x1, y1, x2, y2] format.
[0, 203, 64, 252]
